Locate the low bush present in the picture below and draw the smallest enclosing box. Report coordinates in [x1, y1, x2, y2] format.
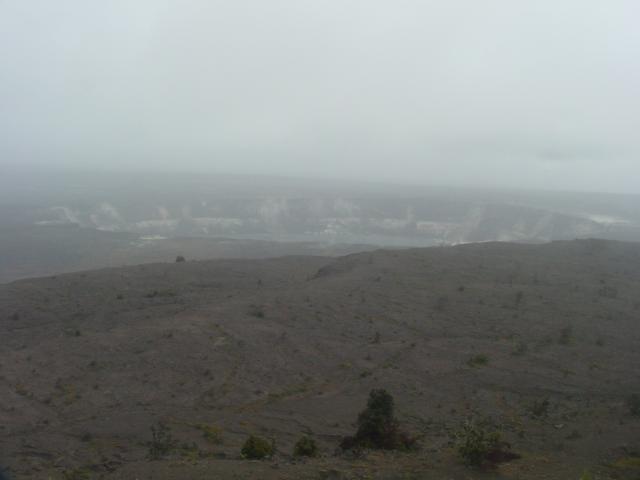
[241, 435, 274, 460]
[293, 436, 318, 457]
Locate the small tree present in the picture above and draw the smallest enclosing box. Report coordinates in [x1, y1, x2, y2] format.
[175, 255, 186, 263]
[341, 389, 415, 451]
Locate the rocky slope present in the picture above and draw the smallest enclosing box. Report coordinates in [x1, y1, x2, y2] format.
[1, 239, 639, 479]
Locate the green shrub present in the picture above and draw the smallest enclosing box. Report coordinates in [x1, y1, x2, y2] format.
[455, 419, 518, 467]
[456, 420, 499, 466]
[241, 435, 274, 459]
[293, 436, 318, 457]
[147, 422, 175, 460]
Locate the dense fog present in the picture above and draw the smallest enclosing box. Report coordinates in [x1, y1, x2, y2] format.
[2, 1, 640, 193]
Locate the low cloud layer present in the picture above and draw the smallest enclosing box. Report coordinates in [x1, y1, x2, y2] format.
[1, 1, 639, 193]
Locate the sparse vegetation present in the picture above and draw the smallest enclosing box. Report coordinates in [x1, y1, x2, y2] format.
[530, 398, 550, 418]
[628, 394, 640, 417]
[511, 340, 527, 356]
[4, 239, 640, 478]
[147, 422, 176, 460]
[435, 295, 449, 312]
[145, 289, 177, 298]
[62, 468, 91, 480]
[598, 285, 618, 299]
[558, 325, 573, 345]
[241, 435, 274, 459]
[579, 469, 594, 480]
[178, 442, 201, 461]
[515, 290, 524, 305]
[248, 305, 265, 318]
[293, 436, 318, 457]
[197, 423, 223, 444]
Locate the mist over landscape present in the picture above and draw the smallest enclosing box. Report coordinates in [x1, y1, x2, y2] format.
[1, 2, 640, 480]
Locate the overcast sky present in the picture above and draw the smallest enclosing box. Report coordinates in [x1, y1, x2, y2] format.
[1, 1, 639, 193]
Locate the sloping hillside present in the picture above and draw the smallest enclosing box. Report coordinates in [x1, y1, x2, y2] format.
[1, 240, 639, 479]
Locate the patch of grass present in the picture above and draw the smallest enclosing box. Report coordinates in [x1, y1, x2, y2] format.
[14, 383, 29, 397]
[566, 429, 582, 440]
[196, 423, 223, 444]
[62, 468, 91, 480]
[248, 305, 265, 318]
[558, 325, 573, 346]
[178, 442, 200, 462]
[610, 456, 640, 470]
[145, 289, 177, 298]
[598, 285, 618, 299]
[511, 341, 528, 356]
[579, 470, 594, 480]
[434, 295, 449, 312]
[467, 354, 489, 367]
[54, 382, 80, 405]
[267, 383, 309, 402]
[560, 368, 575, 378]
[515, 291, 524, 305]
[529, 398, 550, 418]
[628, 394, 640, 417]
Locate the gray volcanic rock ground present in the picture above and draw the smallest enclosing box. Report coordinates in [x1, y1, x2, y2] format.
[1, 240, 639, 479]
